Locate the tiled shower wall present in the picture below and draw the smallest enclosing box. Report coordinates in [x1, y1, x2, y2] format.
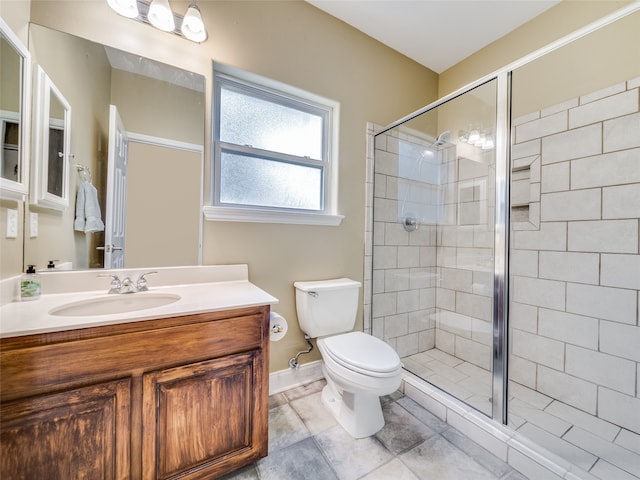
[370, 129, 439, 357]
[369, 127, 495, 372]
[509, 77, 640, 435]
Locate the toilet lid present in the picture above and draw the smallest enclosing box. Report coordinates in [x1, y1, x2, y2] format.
[321, 332, 401, 374]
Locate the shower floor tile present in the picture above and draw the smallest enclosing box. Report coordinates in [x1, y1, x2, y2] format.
[404, 349, 493, 416]
[220, 379, 526, 480]
[403, 348, 640, 480]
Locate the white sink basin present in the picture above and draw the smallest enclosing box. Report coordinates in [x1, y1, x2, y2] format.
[49, 293, 181, 317]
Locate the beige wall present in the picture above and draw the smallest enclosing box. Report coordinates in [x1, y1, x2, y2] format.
[1, 39, 21, 112]
[439, 1, 634, 98]
[110, 70, 204, 145]
[0, 0, 29, 45]
[0, 201, 23, 276]
[25, 0, 438, 372]
[125, 142, 201, 267]
[511, 10, 640, 117]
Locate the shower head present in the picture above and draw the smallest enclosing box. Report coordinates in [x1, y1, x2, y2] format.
[434, 131, 451, 146]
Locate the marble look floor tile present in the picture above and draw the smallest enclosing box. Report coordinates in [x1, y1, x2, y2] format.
[268, 403, 310, 453]
[360, 458, 420, 480]
[396, 396, 449, 433]
[232, 380, 527, 480]
[290, 391, 337, 435]
[510, 398, 572, 437]
[381, 390, 405, 405]
[422, 348, 465, 367]
[400, 436, 499, 480]
[424, 360, 469, 383]
[257, 437, 338, 480]
[465, 394, 493, 415]
[315, 425, 392, 480]
[441, 427, 513, 478]
[375, 401, 436, 454]
[500, 470, 531, 480]
[402, 357, 436, 378]
[283, 379, 326, 402]
[268, 392, 288, 409]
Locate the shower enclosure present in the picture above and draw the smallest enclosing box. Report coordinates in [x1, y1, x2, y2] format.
[368, 6, 639, 480]
[370, 77, 504, 419]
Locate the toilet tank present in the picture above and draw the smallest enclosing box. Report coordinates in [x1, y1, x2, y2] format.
[294, 278, 361, 338]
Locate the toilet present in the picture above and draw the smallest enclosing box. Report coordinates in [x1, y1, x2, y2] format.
[294, 278, 402, 438]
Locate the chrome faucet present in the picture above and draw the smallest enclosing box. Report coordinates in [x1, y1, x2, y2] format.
[135, 271, 157, 292]
[99, 271, 158, 294]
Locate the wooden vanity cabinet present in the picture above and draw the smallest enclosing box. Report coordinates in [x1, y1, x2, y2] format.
[0, 305, 270, 480]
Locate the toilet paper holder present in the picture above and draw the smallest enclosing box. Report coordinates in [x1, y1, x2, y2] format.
[269, 311, 288, 342]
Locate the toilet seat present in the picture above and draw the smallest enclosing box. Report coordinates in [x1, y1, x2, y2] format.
[319, 332, 401, 378]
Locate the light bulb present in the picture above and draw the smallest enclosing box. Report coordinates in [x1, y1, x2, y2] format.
[482, 136, 495, 149]
[468, 129, 480, 144]
[107, 0, 139, 18]
[181, 3, 207, 42]
[474, 133, 486, 147]
[148, 0, 175, 32]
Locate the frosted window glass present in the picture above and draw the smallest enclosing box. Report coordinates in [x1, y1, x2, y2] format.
[220, 152, 322, 210]
[220, 87, 323, 159]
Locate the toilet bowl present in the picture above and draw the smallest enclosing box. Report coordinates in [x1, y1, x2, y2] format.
[318, 331, 402, 438]
[294, 278, 402, 438]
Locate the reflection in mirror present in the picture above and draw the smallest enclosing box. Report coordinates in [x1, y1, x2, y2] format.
[47, 90, 66, 197]
[1, 120, 19, 182]
[24, 24, 205, 272]
[0, 18, 30, 201]
[31, 64, 71, 211]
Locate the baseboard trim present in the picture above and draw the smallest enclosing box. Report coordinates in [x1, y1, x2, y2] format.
[269, 360, 324, 395]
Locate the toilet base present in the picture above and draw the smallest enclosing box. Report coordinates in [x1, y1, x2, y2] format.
[320, 377, 385, 439]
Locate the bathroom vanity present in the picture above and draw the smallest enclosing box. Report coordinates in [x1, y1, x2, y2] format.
[0, 265, 277, 480]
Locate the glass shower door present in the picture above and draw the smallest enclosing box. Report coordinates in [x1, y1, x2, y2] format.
[372, 78, 501, 417]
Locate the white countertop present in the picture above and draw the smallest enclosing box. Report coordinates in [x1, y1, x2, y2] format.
[0, 265, 278, 338]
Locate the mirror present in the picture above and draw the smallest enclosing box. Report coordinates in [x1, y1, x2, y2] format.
[0, 18, 31, 201]
[23, 24, 205, 272]
[30, 64, 72, 210]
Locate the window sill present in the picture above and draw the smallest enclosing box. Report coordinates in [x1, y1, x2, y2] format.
[203, 206, 344, 226]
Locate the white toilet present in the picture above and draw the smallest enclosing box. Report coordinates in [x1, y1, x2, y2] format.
[294, 278, 402, 438]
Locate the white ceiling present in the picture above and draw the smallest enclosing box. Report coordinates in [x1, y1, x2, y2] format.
[306, 0, 561, 73]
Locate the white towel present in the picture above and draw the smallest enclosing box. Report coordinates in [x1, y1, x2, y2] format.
[74, 182, 105, 233]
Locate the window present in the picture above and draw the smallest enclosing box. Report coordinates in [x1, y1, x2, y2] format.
[204, 63, 343, 225]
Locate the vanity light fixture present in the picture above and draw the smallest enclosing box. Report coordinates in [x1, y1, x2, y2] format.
[148, 0, 175, 32]
[458, 128, 495, 150]
[181, 2, 207, 42]
[107, 0, 139, 18]
[106, 0, 208, 43]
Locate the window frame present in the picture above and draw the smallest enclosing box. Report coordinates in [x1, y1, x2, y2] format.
[204, 63, 343, 226]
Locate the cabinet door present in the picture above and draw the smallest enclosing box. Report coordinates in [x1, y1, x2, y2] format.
[0, 378, 131, 480]
[142, 351, 266, 480]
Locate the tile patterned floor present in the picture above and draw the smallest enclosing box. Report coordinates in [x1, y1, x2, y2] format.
[404, 349, 640, 480]
[220, 380, 528, 480]
[403, 349, 493, 416]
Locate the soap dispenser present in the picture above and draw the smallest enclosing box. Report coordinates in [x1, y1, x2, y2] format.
[21, 265, 41, 301]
